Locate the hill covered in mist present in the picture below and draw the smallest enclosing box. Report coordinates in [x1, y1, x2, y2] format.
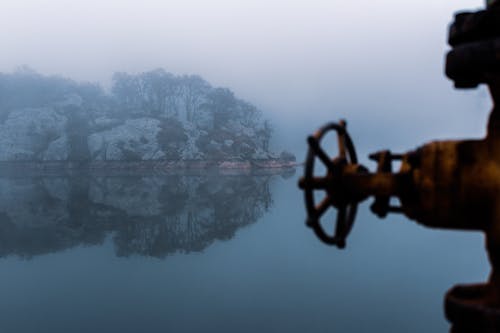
[0, 68, 295, 164]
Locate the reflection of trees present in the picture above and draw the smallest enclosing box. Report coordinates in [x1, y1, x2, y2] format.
[113, 175, 273, 258]
[0, 173, 277, 258]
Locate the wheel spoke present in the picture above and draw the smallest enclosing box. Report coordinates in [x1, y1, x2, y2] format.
[333, 205, 348, 248]
[314, 196, 331, 218]
[337, 132, 346, 159]
[335, 205, 347, 235]
[298, 177, 329, 190]
[307, 136, 335, 170]
[344, 204, 358, 236]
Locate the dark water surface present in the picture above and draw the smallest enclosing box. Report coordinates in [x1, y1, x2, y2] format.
[0, 170, 489, 333]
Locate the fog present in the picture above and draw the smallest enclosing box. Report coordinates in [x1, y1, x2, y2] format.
[0, 2, 494, 331]
[0, 0, 490, 159]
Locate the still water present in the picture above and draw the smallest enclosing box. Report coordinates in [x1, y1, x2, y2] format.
[0, 169, 489, 333]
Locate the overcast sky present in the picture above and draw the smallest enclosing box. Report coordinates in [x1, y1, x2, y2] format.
[0, 0, 490, 156]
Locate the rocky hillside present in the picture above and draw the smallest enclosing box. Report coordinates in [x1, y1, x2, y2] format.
[0, 68, 295, 163]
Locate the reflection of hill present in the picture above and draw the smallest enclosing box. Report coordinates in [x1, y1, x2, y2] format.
[0, 172, 278, 258]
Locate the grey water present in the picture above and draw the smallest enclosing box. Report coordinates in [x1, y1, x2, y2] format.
[0, 169, 489, 333]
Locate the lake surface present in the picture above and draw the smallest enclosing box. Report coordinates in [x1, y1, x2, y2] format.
[0, 169, 490, 333]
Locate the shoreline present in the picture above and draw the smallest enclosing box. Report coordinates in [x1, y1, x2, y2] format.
[0, 159, 300, 176]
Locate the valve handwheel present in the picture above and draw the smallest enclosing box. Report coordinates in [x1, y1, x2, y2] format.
[298, 120, 360, 248]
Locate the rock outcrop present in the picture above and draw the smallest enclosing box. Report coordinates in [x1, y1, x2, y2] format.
[0, 68, 295, 164]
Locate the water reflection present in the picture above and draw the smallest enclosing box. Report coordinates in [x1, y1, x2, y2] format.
[0, 170, 294, 258]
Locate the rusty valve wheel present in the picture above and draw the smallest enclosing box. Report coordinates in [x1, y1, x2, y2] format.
[298, 121, 359, 249]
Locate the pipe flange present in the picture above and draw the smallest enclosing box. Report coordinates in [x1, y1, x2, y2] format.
[445, 38, 500, 88]
[446, 283, 500, 332]
[449, 9, 500, 47]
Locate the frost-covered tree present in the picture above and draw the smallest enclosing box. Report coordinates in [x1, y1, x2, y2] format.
[0, 68, 290, 162]
[201, 88, 237, 130]
[179, 75, 210, 123]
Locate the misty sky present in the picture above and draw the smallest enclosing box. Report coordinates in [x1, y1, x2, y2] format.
[0, 0, 490, 157]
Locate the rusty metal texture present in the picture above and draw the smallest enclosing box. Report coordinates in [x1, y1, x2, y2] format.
[298, 3, 500, 332]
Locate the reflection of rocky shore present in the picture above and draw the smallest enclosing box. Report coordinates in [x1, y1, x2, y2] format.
[0, 160, 299, 173]
[0, 171, 290, 258]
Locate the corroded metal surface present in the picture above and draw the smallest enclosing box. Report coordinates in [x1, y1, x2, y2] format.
[298, 2, 500, 332]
